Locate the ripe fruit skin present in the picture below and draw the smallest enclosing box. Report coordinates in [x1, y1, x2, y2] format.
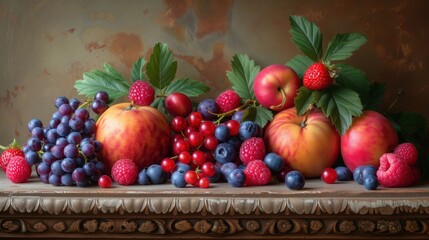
[165, 92, 193, 117]
[335, 166, 352, 181]
[227, 168, 245, 187]
[239, 137, 266, 165]
[394, 143, 418, 165]
[98, 175, 112, 188]
[253, 64, 300, 111]
[1, 148, 25, 173]
[341, 110, 398, 172]
[303, 62, 333, 90]
[111, 159, 138, 185]
[243, 160, 272, 186]
[95, 103, 170, 172]
[6, 156, 32, 183]
[215, 90, 241, 113]
[128, 80, 155, 106]
[285, 171, 305, 190]
[265, 107, 340, 178]
[321, 168, 337, 184]
[376, 153, 420, 187]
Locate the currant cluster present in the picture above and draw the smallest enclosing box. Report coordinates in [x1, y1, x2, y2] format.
[24, 91, 109, 187]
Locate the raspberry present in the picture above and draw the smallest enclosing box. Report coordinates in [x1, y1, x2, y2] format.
[111, 159, 139, 185]
[239, 137, 266, 165]
[1, 148, 25, 173]
[303, 62, 333, 90]
[394, 143, 418, 165]
[244, 160, 272, 186]
[128, 80, 155, 106]
[376, 153, 420, 187]
[215, 90, 241, 113]
[6, 156, 32, 183]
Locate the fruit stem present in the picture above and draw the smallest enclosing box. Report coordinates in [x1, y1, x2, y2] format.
[0, 139, 21, 151]
[385, 88, 404, 114]
[211, 99, 256, 124]
[300, 108, 312, 128]
[269, 88, 286, 111]
[78, 99, 92, 109]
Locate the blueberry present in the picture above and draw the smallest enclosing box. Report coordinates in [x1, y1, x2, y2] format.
[362, 165, 377, 179]
[264, 153, 285, 173]
[197, 99, 219, 120]
[175, 162, 192, 173]
[353, 166, 366, 185]
[214, 125, 230, 142]
[232, 110, 244, 123]
[215, 143, 237, 164]
[227, 169, 246, 187]
[239, 121, 258, 141]
[138, 169, 150, 185]
[171, 170, 187, 188]
[146, 164, 165, 184]
[363, 175, 379, 190]
[227, 136, 242, 150]
[285, 171, 305, 190]
[335, 166, 353, 181]
[220, 162, 238, 179]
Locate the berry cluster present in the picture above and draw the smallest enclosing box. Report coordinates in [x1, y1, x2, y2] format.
[22, 92, 110, 187]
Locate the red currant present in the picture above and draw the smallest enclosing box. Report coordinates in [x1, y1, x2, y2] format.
[188, 112, 203, 128]
[178, 151, 192, 164]
[170, 116, 187, 133]
[98, 175, 112, 188]
[184, 170, 199, 185]
[321, 168, 337, 184]
[173, 139, 190, 155]
[199, 177, 210, 188]
[201, 162, 216, 177]
[203, 136, 219, 150]
[184, 126, 197, 138]
[199, 121, 216, 137]
[188, 131, 204, 148]
[161, 158, 176, 172]
[226, 120, 240, 136]
[191, 150, 206, 167]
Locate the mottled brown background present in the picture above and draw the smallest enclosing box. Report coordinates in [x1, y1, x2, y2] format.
[0, 0, 428, 146]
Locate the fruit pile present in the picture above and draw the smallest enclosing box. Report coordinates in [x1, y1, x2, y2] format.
[1, 15, 427, 191]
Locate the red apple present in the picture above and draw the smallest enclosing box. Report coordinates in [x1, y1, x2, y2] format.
[253, 64, 300, 111]
[165, 92, 193, 117]
[264, 107, 340, 178]
[341, 110, 398, 172]
[95, 103, 171, 172]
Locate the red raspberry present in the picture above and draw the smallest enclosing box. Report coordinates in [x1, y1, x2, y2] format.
[303, 62, 333, 90]
[1, 148, 25, 173]
[376, 153, 420, 187]
[6, 156, 32, 183]
[111, 159, 139, 185]
[128, 80, 155, 106]
[244, 160, 272, 186]
[215, 90, 241, 113]
[239, 137, 266, 165]
[394, 143, 418, 165]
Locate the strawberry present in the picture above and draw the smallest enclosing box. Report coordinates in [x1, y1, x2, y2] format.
[6, 156, 32, 183]
[215, 90, 241, 113]
[244, 160, 272, 186]
[303, 62, 333, 90]
[128, 80, 155, 106]
[111, 159, 139, 185]
[1, 139, 25, 173]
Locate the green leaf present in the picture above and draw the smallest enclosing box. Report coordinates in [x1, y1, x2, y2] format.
[289, 15, 323, 61]
[227, 54, 260, 102]
[151, 97, 167, 116]
[242, 106, 257, 122]
[315, 86, 363, 135]
[286, 55, 314, 79]
[364, 82, 385, 110]
[164, 78, 210, 97]
[103, 63, 124, 81]
[146, 43, 177, 89]
[131, 57, 147, 82]
[294, 87, 314, 116]
[254, 106, 273, 128]
[74, 67, 130, 102]
[335, 64, 370, 102]
[324, 33, 367, 62]
[387, 112, 427, 143]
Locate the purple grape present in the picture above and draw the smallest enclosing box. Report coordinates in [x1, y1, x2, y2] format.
[51, 160, 64, 175]
[74, 108, 89, 121]
[61, 157, 77, 173]
[72, 168, 86, 182]
[80, 138, 93, 147]
[69, 117, 84, 132]
[67, 132, 82, 145]
[81, 143, 95, 157]
[27, 137, 42, 151]
[31, 127, 44, 140]
[90, 169, 101, 183]
[39, 174, 50, 184]
[51, 145, 65, 159]
[25, 150, 41, 166]
[61, 116, 71, 125]
[83, 119, 96, 135]
[49, 118, 61, 128]
[52, 111, 62, 119]
[28, 118, 43, 132]
[42, 151, 56, 165]
[48, 174, 62, 186]
[55, 137, 68, 148]
[58, 103, 74, 116]
[93, 140, 102, 153]
[64, 144, 79, 158]
[55, 96, 69, 108]
[61, 173, 74, 186]
[56, 123, 71, 137]
[91, 99, 108, 114]
[232, 110, 244, 123]
[94, 91, 109, 103]
[94, 161, 106, 173]
[37, 162, 51, 175]
[46, 129, 59, 144]
[75, 155, 85, 168]
[43, 143, 54, 152]
[197, 99, 219, 120]
[76, 178, 90, 187]
[83, 162, 96, 176]
[69, 98, 81, 110]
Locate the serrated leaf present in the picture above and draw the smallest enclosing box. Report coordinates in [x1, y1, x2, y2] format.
[315, 86, 363, 135]
[131, 57, 147, 82]
[294, 87, 314, 116]
[335, 64, 370, 102]
[286, 55, 314, 79]
[242, 107, 257, 122]
[289, 15, 323, 61]
[164, 78, 209, 97]
[324, 33, 367, 62]
[364, 82, 385, 110]
[103, 63, 124, 81]
[254, 106, 273, 128]
[146, 43, 177, 89]
[74, 68, 130, 102]
[227, 54, 260, 102]
[151, 97, 167, 116]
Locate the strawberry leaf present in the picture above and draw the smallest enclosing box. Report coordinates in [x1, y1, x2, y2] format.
[131, 57, 147, 82]
[254, 106, 273, 128]
[286, 54, 314, 79]
[364, 82, 385, 110]
[289, 15, 323, 62]
[324, 33, 367, 62]
[335, 64, 370, 102]
[315, 86, 362, 135]
[227, 54, 260, 102]
[74, 66, 130, 102]
[294, 86, 318, 116]
[146, 43, 177, 90]
[164, 78, 210, 97]
[151, 92, 168, 116]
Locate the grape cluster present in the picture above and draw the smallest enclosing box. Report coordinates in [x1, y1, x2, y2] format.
[24, 91, 110, 187]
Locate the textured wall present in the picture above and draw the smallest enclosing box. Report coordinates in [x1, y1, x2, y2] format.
[0, 0, 428, 145]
